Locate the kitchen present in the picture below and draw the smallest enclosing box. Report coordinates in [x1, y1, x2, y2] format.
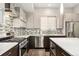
[0, 3, 79, 56]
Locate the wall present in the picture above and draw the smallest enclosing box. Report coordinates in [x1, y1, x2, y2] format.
[26, 8, 73, 34]
[26, 8, 59, 28]
[73, 5, 79, 21]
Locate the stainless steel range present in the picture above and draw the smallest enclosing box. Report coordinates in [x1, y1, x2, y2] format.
[0, 37, 28, 56]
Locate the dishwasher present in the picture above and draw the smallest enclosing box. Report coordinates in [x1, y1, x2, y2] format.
[35, 36, 44, 48]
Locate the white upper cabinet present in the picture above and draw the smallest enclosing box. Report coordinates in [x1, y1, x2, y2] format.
[73, 5, 79, 14]
[26, 16, 34, 28]
[10, 4, 20, 18]
[73, 5, 79, 21]
[33, 14, 40, 28]
[64, 13, 73, 21]
[57, 16, 63, 29]
[13, 18, 26, 28]
[19, 8, 27, 22]
[10, 3, 27, 28]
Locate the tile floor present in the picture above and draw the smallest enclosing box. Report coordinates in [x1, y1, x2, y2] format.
[23, 49, 50, 56]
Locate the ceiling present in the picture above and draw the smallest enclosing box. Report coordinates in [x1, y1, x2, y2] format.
[34, 3, 60, 8]
[19, 3, 79, 12]
[64, 3, 78, 8]
[34, 3, 79, 9]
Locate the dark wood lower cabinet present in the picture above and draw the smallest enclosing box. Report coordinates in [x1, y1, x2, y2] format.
[2, 45, 19, 56]
[28, 36, 35, 49]
[56, 45, 70, 56]
[44, 36, 66, 51]
[44, 36, 50, 51]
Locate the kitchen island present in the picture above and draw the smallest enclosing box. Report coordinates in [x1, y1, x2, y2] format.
[0, 42, 18, 56]
[50, 38, 79, 56]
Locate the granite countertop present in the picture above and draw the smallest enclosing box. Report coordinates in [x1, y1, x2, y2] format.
[42, 34, 66, 36]
[50, 38, 79, 56]
[0, 42, 18, 55]
[14, 35, 30, 38]
[0, 35, 13, 39]
[25, 34, 66, 36]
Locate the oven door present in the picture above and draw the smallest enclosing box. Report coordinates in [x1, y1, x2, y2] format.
[19, 39, 28, 56]
[21, 44, 28, 56]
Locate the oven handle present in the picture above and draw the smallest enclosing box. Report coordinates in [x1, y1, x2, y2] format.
[19, 41, 28, 48]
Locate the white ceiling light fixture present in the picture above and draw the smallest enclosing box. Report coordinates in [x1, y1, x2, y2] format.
[60, 3, 64, 15]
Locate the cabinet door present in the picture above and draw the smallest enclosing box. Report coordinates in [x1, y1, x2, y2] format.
[33, 15, 40, 28]
[44, 36, 50, 51]
[40, 16, 56, 32]
[29, 36, 35, 49]
[57, 15, 64, 29]
[26, 16, 34, 28]
[20, 9, 24, 20]
[64, 13, 73, 21]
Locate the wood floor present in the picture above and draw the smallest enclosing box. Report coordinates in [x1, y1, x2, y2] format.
[23, 49, 50, 56]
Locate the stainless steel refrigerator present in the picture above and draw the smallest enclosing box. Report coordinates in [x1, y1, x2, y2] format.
[66, 21, 79, 37]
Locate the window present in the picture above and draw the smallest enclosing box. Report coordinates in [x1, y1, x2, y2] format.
[40, 16, 57, 34]
[47, 16, 56, 30]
